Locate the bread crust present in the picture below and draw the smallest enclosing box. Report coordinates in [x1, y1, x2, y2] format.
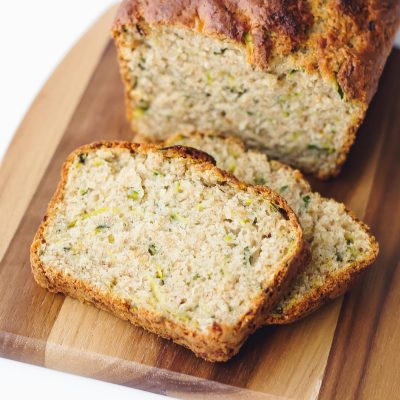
[30, 140, 307, 361]
[164, 132, 379, 324]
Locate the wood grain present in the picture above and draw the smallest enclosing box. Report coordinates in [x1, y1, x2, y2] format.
[319, 51, 400, 400]
[0, 10, 399, 399]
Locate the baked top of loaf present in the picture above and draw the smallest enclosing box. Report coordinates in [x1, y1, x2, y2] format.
[30, 141, 306, 361]
[166, 133, 379, 323]
[114, 0, 400, 105]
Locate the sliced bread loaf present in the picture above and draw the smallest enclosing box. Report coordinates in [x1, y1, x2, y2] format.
[30, 141, 306, 361]
[112, 0, 400, 178]
[165, 133, 379, 323]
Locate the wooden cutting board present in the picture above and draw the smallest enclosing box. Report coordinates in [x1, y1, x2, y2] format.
[1, 5, 399, 399]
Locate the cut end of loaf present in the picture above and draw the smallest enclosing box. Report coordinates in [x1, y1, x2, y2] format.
[30, 141, 304, 361]
[114, 22, 365, 178]
[166, 132, 379, 323]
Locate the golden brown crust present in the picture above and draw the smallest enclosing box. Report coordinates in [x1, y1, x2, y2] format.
[334, 0, 400, 104]
[160, 144, 217, 165]
[113, 0, 400, 104]
[163, 132, 379, 323]
[30, 140, 306, 361]
[113, 0, 313, 69]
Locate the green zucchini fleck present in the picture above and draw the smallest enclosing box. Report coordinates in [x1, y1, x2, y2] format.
[269, 202, 279, 213]
[243, 246, 252, 266]
[148, 244, 157, 256]
[335, 250, 343, 262]
[254, 177, 266, 185]
[279, 185, 289, 193]
[214, 48, 228, 55]
[156, 265, 163, 278]
[138, 56, 146, 70]
[109, 277, 117, 291]
[137, 99, 150, 111]
[78, 153, 87, 164]
[82, 207, 108, 220]
[227, 87, 247, 97]
[133, 99, 150, 118]
[307, 144, 335, 154]
[345, 233, 354, 245]
[348, 246, 360, 260]
[302, 195, 311, 208]
[337, 83, 344, 99]
[67, 220, 77, 229]
[170, 212, 186, 222]
[244, 32, 252, 45]
[127, 190, 139, 200]
[95, 224, 110, 234]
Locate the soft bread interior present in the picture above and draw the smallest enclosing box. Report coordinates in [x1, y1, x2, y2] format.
[37, 145, 301, 330]
[117, 25, 362, 176]
[167, 133, 377, 321]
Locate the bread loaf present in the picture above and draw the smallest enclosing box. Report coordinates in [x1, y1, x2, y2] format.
[112, 0, 400, 178]
[166, 132, 379, 323]
[30, 141, 307, 361]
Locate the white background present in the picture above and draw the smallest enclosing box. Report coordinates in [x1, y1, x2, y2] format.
[0, 1, 399, 399]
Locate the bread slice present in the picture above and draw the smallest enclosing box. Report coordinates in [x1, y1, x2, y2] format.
[165, 133, 379, 323]
[112, 1, 400, 178]
[30, 141, 307, 361]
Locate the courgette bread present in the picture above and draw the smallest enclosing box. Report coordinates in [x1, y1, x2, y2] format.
[166, 133, 379, 323]
[112, 0, 400, 178]
[30, 141, 308, 361]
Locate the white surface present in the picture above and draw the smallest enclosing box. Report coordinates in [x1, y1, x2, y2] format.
[0, 0, 116, 161]
[0, 1, 399, 398]
[0, 358, 166, 400]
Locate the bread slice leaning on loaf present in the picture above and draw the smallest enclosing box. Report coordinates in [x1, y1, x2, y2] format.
[112, 0, 400, 178]
[30, 141, 308, 361]
[165, 133, 379, 323]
